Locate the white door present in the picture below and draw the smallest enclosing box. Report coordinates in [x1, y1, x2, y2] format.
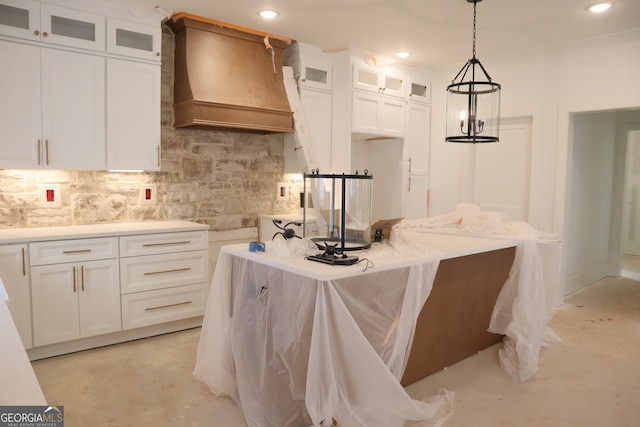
[473, 116, 533, 221]
[107, 58, 160, 171]
[31, 263, 80, 346]
[623, 129, 640, 255]
[0, 244, 32, 348]
[78, 259, 121, 338]
[0, 40, 41, 168]
[41, 48, 105, 169]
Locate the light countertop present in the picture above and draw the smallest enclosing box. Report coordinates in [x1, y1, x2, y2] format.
[0, 220, 209, 244]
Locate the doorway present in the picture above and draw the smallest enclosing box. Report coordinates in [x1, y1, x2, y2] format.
[621, 128, 640, 280]
[564, 109, 640, 295]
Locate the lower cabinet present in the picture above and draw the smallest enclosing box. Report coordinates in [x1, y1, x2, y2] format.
[121, 282, 207, 330]
[31, 259, 121, 346]
[11, 222, 210, 356]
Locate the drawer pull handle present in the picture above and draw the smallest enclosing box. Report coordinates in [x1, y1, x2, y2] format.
[63, 249, 92, 254]
[142, 241, 191, 247]
[143, 267, 192, 276]
[145, 301, 192, 311]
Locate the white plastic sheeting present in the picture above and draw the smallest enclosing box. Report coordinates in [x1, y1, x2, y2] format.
[194, 241, 454, 427]
[394, 203, 562, 382]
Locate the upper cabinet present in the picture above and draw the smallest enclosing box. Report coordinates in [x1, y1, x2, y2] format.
[107, 18, 161, 61]
[298, 59, 332, 91]
[0, 0, 105, 50]
[39, 3, 104, 51]
[352, 62, 406, 98]
[0, 0, 163, 171]
[0, 0, 40, 40]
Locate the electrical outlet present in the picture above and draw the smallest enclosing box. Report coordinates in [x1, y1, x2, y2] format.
[38, 184, 61, 207]
[277, 182, 288, 201]
[140, 183, 157, 205]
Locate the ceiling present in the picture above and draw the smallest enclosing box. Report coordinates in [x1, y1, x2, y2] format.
[115, 0, 640, 70]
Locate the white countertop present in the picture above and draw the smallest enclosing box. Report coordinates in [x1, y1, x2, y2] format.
[222, 231, 516, 282]
[0, 278, 47, 405]
[0, 220, 209, 244]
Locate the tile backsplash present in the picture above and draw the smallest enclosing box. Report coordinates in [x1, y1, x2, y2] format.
[0, 33, 300, 230]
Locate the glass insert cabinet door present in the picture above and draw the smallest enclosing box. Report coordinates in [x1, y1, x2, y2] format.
[40, 3, 105, 51]
[0, 0, 40, 40]
[107, 18, 161, 61]
[0, 0, 105, 50]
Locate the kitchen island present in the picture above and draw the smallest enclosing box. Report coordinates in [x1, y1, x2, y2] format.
[194, 232, 521, 427]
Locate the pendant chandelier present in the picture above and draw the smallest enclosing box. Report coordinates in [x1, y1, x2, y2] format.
[446, 0, 500, 143]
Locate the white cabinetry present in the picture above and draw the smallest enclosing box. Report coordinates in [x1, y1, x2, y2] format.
[352, 62, 405, 98]
[42, 48, 105, 169]
[403, 102, 431, 219]
[119, 231, 208, 330]
[107, 58, 160, 170]
[30, 237, 121, 347]
[0, 40, 105, 169]
[107, 18, 161, 61]
[0, 244, 32, 348]
[0, 0, 162, 171]
[0, 40, 41, 168]
[352, 91, 405, 137]
[285, 44, 433, 219]
[0, 0, 104, 50]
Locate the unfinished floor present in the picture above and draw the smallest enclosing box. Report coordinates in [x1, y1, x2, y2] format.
[32, 272, 640, 427]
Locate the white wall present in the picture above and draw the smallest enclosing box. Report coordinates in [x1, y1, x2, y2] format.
[564, 112, 617, 293]
[429, 29, 640, 235]
[429, 29, 640, 295]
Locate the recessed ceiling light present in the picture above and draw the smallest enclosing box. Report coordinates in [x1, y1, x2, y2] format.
[258, 10, 279, 19]
[396, 51, 411, 59]
[587, 2, 614, 13]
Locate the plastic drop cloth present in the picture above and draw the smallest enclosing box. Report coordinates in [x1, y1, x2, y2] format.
[393, 203, 562, 382]
[193, 240, 454, 427]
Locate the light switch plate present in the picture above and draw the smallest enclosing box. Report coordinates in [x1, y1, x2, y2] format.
[38, 184, 61, 207]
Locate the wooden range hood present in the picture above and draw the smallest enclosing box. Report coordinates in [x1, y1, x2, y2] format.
[168, 13, 294, 133]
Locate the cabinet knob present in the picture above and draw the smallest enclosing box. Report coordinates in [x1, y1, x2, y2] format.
[34, 30, 40, 36]
[156, 52, 160, 56]
[43, 32, 49, 37]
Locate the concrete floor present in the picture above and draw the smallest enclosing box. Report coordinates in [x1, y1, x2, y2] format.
[32, 273, 640, 427]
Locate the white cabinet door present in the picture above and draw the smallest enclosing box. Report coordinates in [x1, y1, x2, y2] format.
[41, 48, 105, 169]
[300, 88, 332, 173]
[78, 259, 121, 338]
[352, 62, 405, 98]
[107, 18, 161, 61]
[0, 244, 32, 349]
[404, 174, 429, 219]
[405, 102, 430, 175]
[352, 92, 405, 137]
[0, 0, 40, 41]
[107, 58, 160, 171]
[39, 3, 105, 51]
[31, 259, 120, 346]
[299, 59, 332, 91]
[0, 40, 41, 168]
[31, 263, 79, 346]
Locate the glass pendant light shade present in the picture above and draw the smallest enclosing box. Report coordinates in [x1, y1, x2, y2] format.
[446, 0, 501, 143]
[446, 59, 500, 143]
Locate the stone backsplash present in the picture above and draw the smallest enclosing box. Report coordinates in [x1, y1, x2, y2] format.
[0, 32, 300, 230]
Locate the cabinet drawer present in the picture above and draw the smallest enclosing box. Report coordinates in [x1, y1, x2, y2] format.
[119, 231, 207, 257]
[30, 237, 118, 265]
[121, 282, 207, 330]
[120, 250, 208, 294]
